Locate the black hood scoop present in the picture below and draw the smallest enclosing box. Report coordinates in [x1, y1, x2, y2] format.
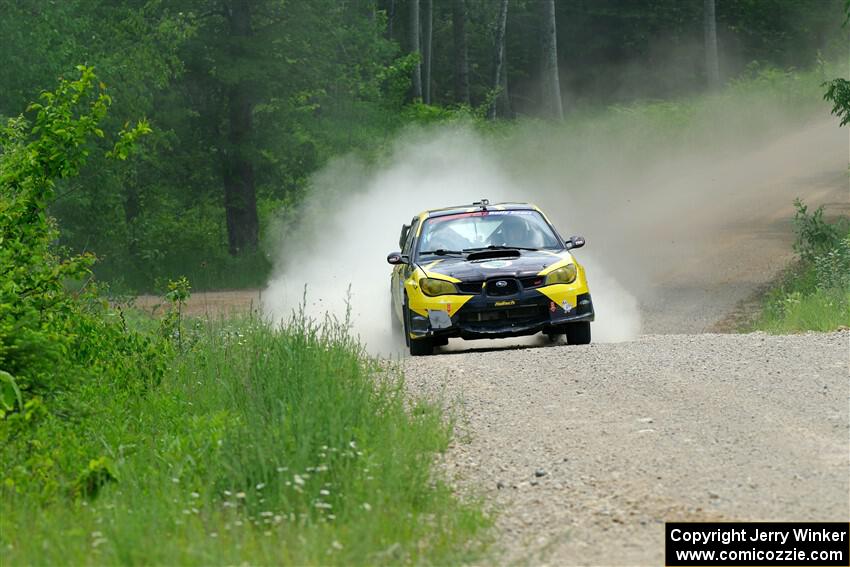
[466, 249, 521, 261]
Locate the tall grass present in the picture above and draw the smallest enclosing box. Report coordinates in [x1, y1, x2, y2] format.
[752, 202, 850, 333]
[0, 312, 489, 565]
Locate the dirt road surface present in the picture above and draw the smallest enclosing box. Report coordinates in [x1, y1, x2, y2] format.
[405, 332, 848, 565]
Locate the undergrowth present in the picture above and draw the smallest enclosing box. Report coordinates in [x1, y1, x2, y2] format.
[752, 199, 850, 333]
[0, 312, 490, 565]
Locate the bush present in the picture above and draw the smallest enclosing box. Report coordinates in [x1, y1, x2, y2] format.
[754, 200, 850, 332]
[814, 236, 850, 291]
[0, 67, 158, 407]
[792, 198, 846, 263]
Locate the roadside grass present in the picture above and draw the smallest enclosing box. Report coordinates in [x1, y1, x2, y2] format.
[753, 268, 850, 333]
[0, 311, 490, 565]
[750, 202, 850, 333]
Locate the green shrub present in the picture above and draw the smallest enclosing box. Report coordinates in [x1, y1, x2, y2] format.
[0, 67, 154, 404]
[753, 200, 850, 332]
[0, 68, 178, 513]
[792, 198, 847, 263]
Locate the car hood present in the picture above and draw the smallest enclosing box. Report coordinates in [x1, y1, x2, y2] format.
[418, 249, 572, 280]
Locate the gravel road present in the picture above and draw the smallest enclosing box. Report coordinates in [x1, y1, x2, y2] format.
[404, 332, 849, 565]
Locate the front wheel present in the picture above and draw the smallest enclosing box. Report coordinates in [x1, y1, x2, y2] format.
[409, 336, 434, 356]
[403, 300, 433, 356]
[565, 321, 591, 345]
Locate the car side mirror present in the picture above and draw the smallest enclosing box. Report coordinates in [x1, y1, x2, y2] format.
[387, 252, 407, 265]
[565, 235, 586, 250]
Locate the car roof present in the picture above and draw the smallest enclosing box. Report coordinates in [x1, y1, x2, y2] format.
[415, 201, 540, 221]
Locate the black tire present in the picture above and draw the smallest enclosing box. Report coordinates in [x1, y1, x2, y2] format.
[403, 299, 434, 355]
[565, 321, 591, 345]
[409, 336, 434, 356]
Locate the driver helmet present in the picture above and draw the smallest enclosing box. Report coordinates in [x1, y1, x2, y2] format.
[499, 214, 531, 246]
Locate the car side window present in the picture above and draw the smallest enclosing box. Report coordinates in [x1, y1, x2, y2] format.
[403, 218, 419, 257]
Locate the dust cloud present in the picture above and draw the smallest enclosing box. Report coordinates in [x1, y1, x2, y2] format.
[262, 124, 642, 355]
[263, 98, 846, 354]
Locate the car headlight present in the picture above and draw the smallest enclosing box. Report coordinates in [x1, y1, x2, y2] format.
[544, 264, 577, 285]
[419, 277, 458, 296]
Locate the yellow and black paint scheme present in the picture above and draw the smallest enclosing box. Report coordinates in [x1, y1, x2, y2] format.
[389, 202, 594, 355]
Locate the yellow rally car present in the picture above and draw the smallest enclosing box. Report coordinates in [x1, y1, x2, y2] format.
[388, 200, 594, 355]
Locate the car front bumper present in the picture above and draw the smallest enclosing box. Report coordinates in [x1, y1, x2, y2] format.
[407, 288, 595, 341]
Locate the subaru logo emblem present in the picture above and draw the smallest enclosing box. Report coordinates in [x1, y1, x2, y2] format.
[495, 280, 508, 288]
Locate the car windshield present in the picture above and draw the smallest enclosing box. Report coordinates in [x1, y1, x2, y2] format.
[417, 210, 561, 257]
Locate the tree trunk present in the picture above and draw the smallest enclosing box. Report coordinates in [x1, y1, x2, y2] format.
[385, 0, 395, 38]
[452, 0, 470, 105]
[488, 0, 509, 119]
[409, 0, 422, 100]
[704, 0, 720, 88]
[422, 0, 433, 104]
[540, 0, 563, 119]
[223, 0, 259, 255]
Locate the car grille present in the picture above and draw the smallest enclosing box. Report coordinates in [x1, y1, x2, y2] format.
[486, 278, 519, 296]
[457, 280, 484, 294]
[457, 276, 544, 295]
[459, 304, 549, 325]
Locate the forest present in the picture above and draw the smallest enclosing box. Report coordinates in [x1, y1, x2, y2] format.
[1, 0, 847, 291]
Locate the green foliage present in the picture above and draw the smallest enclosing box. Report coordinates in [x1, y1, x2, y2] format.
[814, 236, 850, 290]
[756, 287, 850, 333]
[824, 78, 850, 127]
[0, 314, 490, 564]
[0, 370, 22, 413]
[0, 67, 105, 396]
[72, 456, 118, 500]
[753, 202, 850, 333]
[792, 199, 847, 263]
